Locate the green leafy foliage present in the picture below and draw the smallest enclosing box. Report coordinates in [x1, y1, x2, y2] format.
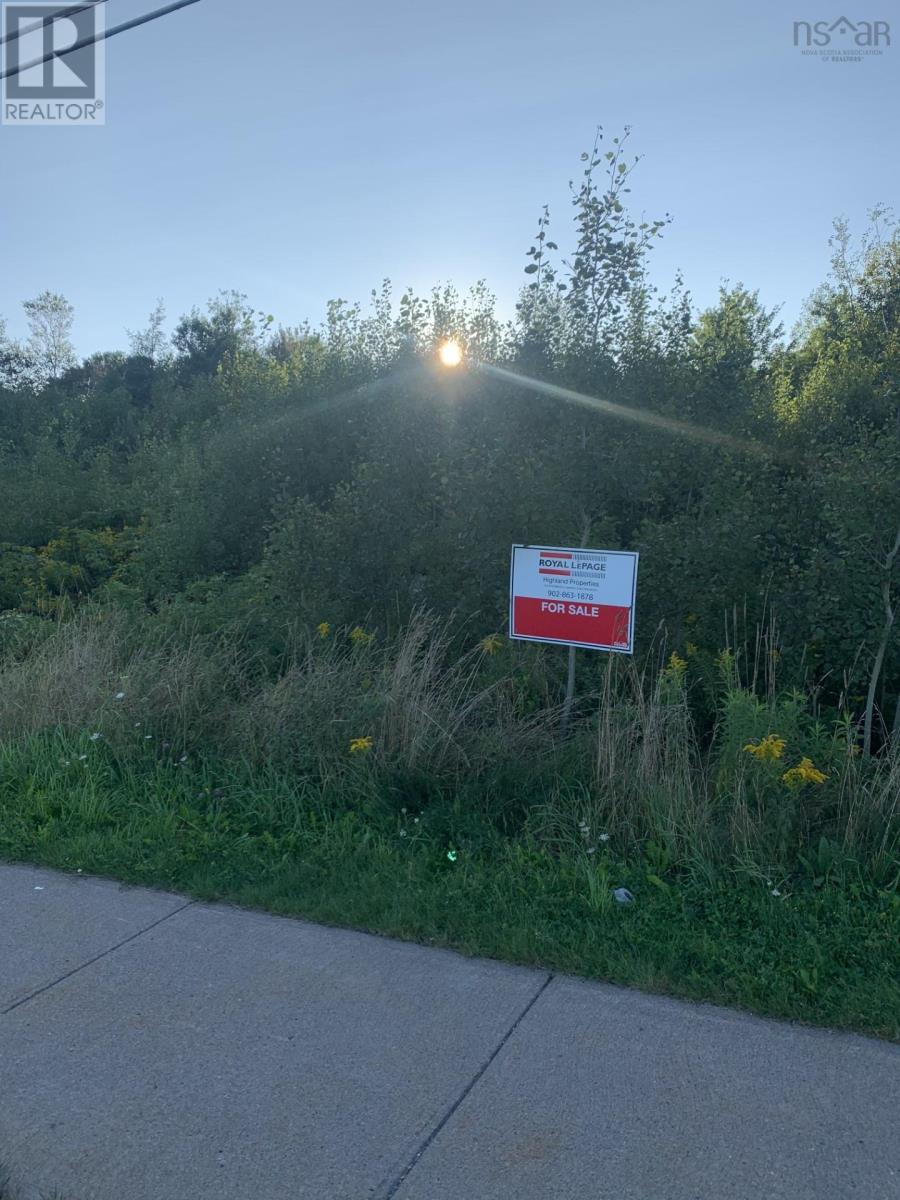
[0, 148, 897, 1018]
[1, 180, 898, 732]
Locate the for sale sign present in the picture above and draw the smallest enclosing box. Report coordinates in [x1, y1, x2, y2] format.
[509, 544, 638, 653]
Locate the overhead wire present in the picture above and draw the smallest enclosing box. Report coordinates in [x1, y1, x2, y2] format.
[0, 1, 108, 49]
[0, 0, 203, 80]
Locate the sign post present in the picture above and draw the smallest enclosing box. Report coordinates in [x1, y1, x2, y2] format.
[509, 544, 639, 726]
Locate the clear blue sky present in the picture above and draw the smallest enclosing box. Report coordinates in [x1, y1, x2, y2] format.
[1, 0, 897, 355]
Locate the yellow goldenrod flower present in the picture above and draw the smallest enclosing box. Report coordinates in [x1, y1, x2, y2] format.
[686, 643, 698, 656]
[349, 626, 374, 646]
[349, 736, 373, 754]
[480, 634, 503, 656]
[666, 651, 688, 678]
[743, 734, 786, 762]
[782, 757, 827, 788]
[317, 621, 330, 638]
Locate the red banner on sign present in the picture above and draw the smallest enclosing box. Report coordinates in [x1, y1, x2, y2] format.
[512, 596, 630, 647]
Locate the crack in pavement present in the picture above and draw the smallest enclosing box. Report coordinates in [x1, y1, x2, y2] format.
[1, 900, 196, 1016]
[372, 971, 555, 1200]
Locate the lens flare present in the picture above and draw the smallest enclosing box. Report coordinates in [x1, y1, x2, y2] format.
[480, 363, 770, 459]
[438, 339, 463, 368]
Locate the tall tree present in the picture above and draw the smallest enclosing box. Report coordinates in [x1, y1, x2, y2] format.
[127, 299, 168, 363]
[22, 291, 76, 383]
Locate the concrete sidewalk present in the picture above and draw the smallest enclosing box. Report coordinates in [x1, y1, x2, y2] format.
[1, 863, 897, 1200]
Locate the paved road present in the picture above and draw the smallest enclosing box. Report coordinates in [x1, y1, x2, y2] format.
[1, 862, 897, 1200]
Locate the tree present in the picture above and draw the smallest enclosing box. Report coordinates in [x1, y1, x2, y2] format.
[0, 316, 33, 390]
[563, 127, 670, 362]
[687, 285, 783, 430]
[22, 291, 76, 383]
[514, 130, 670, 382]
[172, 291, 271, 380]
[127, 299, 168, 363]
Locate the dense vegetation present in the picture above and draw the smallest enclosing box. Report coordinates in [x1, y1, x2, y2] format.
[1, 134, 898, 1035]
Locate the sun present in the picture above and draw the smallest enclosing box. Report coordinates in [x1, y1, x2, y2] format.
[438, 339, 463, 368]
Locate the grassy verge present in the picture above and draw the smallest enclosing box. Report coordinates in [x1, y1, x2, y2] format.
[2, 732, 898, 1041]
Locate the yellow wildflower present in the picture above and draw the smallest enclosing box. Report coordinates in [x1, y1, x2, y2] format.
[480, 634, 503, 656]
[743, 734, 786, 762]
[349, 736, 373, 754]
[782, 757, 827, 788]
[349, 626, 374, 646]
[316, 621, 330, 638]
[666, 651, 688, 678]
[686, 643, 698, 656]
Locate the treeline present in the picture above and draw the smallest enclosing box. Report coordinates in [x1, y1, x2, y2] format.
[1, 132, 899, 749]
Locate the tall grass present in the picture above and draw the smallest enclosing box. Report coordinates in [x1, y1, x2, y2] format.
[0, 607, 896, 876]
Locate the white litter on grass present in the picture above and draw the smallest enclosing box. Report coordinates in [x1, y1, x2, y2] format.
[33, 886, 44, 891]
[613, 887, 635, 905]
[115, 692, 126, 700]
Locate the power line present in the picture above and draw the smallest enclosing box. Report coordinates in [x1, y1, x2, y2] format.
[0, 0, 202, 81]
[0, 2, 108, 48]
[0, 2, 110, 49]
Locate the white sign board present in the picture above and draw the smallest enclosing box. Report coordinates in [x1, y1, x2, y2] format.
[509, 544, 638, 653]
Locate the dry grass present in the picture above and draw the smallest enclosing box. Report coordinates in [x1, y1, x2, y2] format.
[0, 611, 246, 750]
[0, 609, 560, 784]
[0, 607, 896, 871]
[838, 750, 900, 864]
